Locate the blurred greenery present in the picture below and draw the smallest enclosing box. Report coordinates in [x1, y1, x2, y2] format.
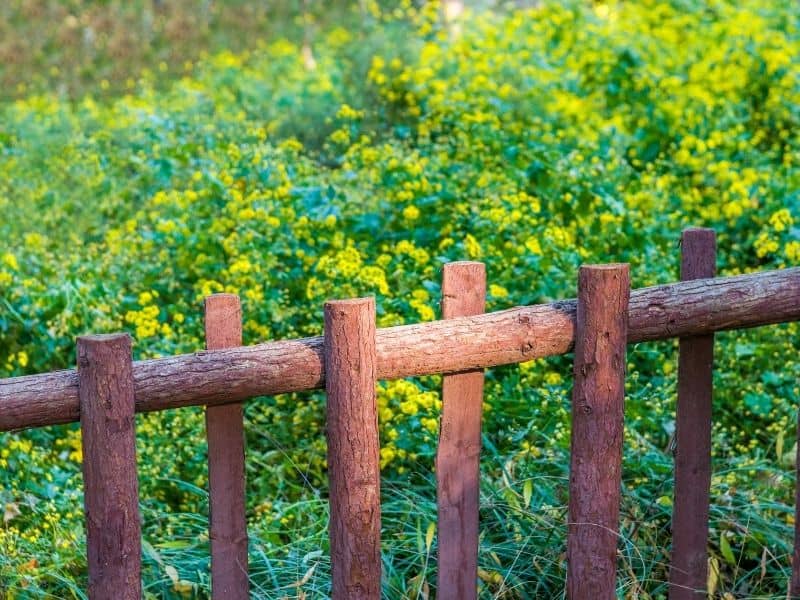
[0, 0, 402, 100]
[1, 0, 800, 597]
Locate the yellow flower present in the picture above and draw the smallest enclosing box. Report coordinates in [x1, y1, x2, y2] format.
[544, 371, 562, 385]
[785, 241, 800, 262]
[525, 237, 542, 255]
[402, 205, 420, 220]
[489, 284, 508, 298]
[464, 234, 481, 259]
[421, 417, 439, 434]
[329, 128, 350, 146]
[380, 446, 397, 468]
[769, 208, 793, 232]
[400, 399, 419, 415]
[336, 104, 363, 120]
[754, 231, 779, 258]
[2, 253, 18, 270]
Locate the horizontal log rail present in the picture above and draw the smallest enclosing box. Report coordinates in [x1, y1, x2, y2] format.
[1, 267, 798, 433]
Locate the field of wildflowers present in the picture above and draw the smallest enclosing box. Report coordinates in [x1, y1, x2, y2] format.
[1, 0, 800, 597]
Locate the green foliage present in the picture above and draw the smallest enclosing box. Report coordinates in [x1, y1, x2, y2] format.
[2, 0, 800, 597]
[0, 0, 403, 101]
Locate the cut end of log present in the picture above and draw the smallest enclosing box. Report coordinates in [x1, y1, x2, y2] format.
[443, 260, 485, 269]
[579, 263, 630, 273]
[77, 333, 132, 344]
[76, 334, 132, 367]
[204, 293, 241, 307]
[324, 296, 376, 311]
[681, 226, 715, 235]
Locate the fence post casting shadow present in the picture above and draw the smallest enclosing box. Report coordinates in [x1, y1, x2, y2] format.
[324, 297, 381, 598]
[567, 264, 630, 599]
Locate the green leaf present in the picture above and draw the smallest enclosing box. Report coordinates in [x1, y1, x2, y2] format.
[720, 533, 735, 565]
[744, 392, 771, 416]
[425, 521, 435, 553]
[523, 479, 533, 508]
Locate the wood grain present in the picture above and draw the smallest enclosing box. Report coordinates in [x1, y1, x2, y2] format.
[204, 294, 248, 599]
[324, 298, 381, 599]
[793, 415, 800, 597]
[2, 268, 799, 432]
[669, 228, 716, 599]
[567, 265, 630, 600]
[436, 262, 486, 600]
[77, 333, 141, 600]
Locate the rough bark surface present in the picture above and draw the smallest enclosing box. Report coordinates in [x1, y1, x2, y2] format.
[324, 298, 381, 599]
[567, 265, 630, 600]
[436, 262, 486, 600]
[793, 415, 800, 597]
[204, 294, 248, 599]
[77, 334, 141, 600]
[2, 268, 799, 432]
[670, 229, 716, 599]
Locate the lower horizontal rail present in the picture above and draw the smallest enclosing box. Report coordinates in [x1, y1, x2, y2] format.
[1, 267, 798, 432]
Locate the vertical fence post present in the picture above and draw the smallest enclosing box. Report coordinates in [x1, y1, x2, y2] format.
[436, 261, 486, 600]
[77, 333, 141, 600]
[567, 264, 630, 600]
[204, 294, 248, 599]
[793, 421, 800, 596]
[324, 297, 381, 599]
[670, 228, 716, 598]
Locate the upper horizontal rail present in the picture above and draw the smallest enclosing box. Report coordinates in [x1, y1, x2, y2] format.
[1, 267, 798, 432]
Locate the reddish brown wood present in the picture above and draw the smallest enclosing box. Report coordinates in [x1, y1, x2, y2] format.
[3, 268, 800, 432]
[567, 264, 630, 600]
[793, 415, 800, 597]
[324, 297, 381, 599]
[436, 262, 486, 600]
[77, 333, 141, 600]
[204, 294, 248, 599]
[670, 228, 716, 599]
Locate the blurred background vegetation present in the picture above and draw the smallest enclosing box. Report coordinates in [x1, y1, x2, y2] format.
[0, 0, 408, 99]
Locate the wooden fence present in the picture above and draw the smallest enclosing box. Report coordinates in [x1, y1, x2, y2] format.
[2, 227, 800, 598]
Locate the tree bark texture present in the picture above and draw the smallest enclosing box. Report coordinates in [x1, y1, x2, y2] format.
[793, 414, 800, 598]
[324, 298, 381, 599]
[567, 265, 630, 600]
[2, 268, 799, 432]
[436, 262, 486, 600]
[78, 333, 141, 600]
[670, 228, 716, 599]
[204, 294, 248, 600]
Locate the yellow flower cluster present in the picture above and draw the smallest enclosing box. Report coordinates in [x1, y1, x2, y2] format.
[378, 380, 442, 469]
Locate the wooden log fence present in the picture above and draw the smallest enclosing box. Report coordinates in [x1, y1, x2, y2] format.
[325, 298, 382, 597]
[204, 294, 248, 599]
[2, 227, 800, 597]
[567, 264, 630, 598]
[77, 334, 141, 599]
[669, 228, 717, 598]
[436, 261, 486, 600]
